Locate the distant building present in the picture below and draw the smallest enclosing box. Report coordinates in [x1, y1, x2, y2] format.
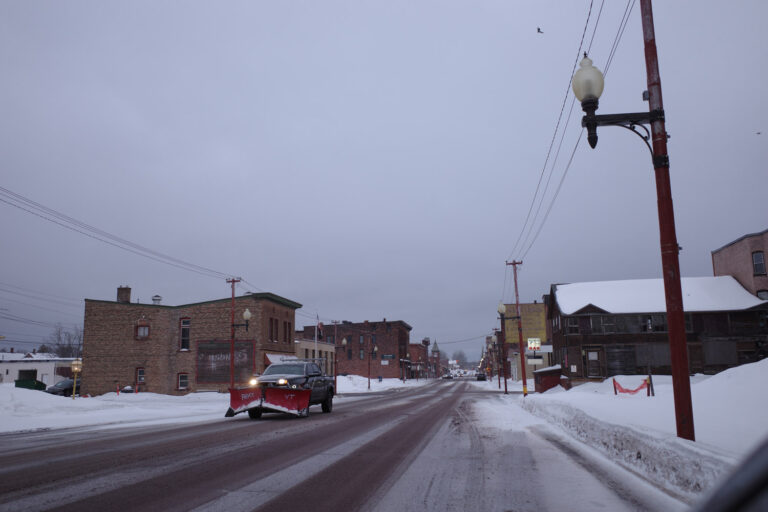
[293, 337, 336, 376]
[548, 276, 768, 380]
[712, 228, 768, 299]
[0, 351, 75, 387]
[82, 286, 301, 395]
[297, 319, 412, 379]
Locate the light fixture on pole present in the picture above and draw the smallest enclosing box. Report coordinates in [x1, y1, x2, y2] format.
[571, 1, 694, 442]
[70, 358, 82, 400]
[335, 337, 347, 392]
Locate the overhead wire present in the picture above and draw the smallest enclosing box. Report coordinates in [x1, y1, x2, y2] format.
[514, 0, 635, 262]
[505, 0, 595, 263]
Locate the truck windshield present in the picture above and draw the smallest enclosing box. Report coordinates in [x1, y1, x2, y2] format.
[263, 364, 304, 376]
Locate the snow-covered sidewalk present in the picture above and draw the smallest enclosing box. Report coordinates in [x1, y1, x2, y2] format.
[469, 359, 768, 499]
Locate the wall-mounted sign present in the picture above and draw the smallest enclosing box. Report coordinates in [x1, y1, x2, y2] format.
[527, 338, 541, 351]
[381, 354, 395, 360]
[381, 360, 389, 366]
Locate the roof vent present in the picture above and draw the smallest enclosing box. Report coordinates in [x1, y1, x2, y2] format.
[152, 295, 162, 305]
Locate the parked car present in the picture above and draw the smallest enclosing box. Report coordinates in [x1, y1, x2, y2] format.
[45, 378, 81, 396]
[441, 374, 453, 380]
[476, 372, 487, 381]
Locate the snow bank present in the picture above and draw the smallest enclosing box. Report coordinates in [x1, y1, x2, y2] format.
[518, 359, 768, 497]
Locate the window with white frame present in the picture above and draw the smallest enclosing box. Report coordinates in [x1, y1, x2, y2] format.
[178, 373, 189, 390]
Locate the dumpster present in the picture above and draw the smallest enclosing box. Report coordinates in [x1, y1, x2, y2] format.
[15, 379, 47, 391]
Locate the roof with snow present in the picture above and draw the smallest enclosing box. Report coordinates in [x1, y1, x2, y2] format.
[0, 352, 73, 362]
[553, 276, 766, 315]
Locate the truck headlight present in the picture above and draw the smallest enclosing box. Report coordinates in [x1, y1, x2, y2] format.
[277, 378, 288, 386]
[249, 378, 259, 386]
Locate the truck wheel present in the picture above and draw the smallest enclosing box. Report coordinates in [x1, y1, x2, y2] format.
[248, 408, 262, 420]
[321, 390, 333, 413]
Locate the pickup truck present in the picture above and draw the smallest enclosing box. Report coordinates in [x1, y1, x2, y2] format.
[226, 360, 335, 419]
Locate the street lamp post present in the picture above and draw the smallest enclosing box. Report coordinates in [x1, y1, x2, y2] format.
[497, 302, 508, 395]
[227, 277, 252, 390]
[335, 337, 347, 392]
[571, 0, 694, 441]
[368, 344, 378, 390]
[70, 358, 82, 400]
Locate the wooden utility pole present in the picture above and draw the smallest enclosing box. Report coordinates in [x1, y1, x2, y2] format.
[506, 261, 527, 396]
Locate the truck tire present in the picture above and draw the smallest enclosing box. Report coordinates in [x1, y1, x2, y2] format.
[321, 390, 333, 413]
[248, 408, 262, 420]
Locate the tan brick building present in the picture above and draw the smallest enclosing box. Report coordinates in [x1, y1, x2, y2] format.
[297, 319, 412, 379]
[82, 286, 301, 395]
[499, 301, 551, 381]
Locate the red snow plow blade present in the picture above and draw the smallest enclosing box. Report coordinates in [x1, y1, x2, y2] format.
[225, 387, 311, 417]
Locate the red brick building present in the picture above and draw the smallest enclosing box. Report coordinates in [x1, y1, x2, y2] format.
[298, 319, 411, 379]
[407, 341, 430, 378]
[712, 228, 768, 300]
[82, 286, 301, 395]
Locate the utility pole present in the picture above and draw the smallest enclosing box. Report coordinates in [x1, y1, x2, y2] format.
[506, 261, 527, 397]
[639, 0, 694, 441]
[226, 277, 241, 389]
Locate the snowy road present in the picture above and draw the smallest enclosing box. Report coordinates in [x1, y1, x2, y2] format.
[0, 380, 685, 512]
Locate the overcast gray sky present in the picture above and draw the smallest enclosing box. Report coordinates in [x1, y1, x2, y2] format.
[1, 1, 766, 360]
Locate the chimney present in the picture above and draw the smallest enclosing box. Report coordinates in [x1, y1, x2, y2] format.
[117, 286, 131, 303]
[152, 295, 162, 305]
[32, 348, 37, 354]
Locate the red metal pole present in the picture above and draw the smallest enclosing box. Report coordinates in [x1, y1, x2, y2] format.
[509, 261, 528, 396]
[639, 0, 694, 441]
[227, 278, 240, 389]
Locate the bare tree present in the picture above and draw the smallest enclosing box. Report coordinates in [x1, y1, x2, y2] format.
[46, 324, 83, 358]
[451, 350, 467, 365]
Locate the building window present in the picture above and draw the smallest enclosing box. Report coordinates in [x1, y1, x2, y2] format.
[757, 290, 768, 300]
[359, 335, 364, 344]
[347, 349, 352, 360]
[372, 349, 377, 359]
[136, 367, 145, 385]
[753, 251, 766, 275]
[359, 349, 365, 360]
[135, 323, 150, 340]
[567, 317, 579, 335]
[178, 373, 189, 390]
[372, 335, 376, 344]
[327, 335, 334, 344]
[180, 318, 190, 350]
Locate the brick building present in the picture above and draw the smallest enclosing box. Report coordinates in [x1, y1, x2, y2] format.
[297, 319, 412, 379]
[712, 228, 768, 300]
[548, 277, 768, 380]
[407, 340, 430, 378]
[82, 286, 301, 395]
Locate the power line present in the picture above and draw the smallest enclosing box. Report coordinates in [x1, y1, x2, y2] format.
[0, 187, 232, 280]
[506, 0, 595, 262]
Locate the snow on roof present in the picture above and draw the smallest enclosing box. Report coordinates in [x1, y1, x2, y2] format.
[555, 276, 765, 315]
[0, 352, 72, 362]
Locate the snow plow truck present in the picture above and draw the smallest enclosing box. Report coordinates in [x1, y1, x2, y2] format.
[226, 359, 334, 419]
